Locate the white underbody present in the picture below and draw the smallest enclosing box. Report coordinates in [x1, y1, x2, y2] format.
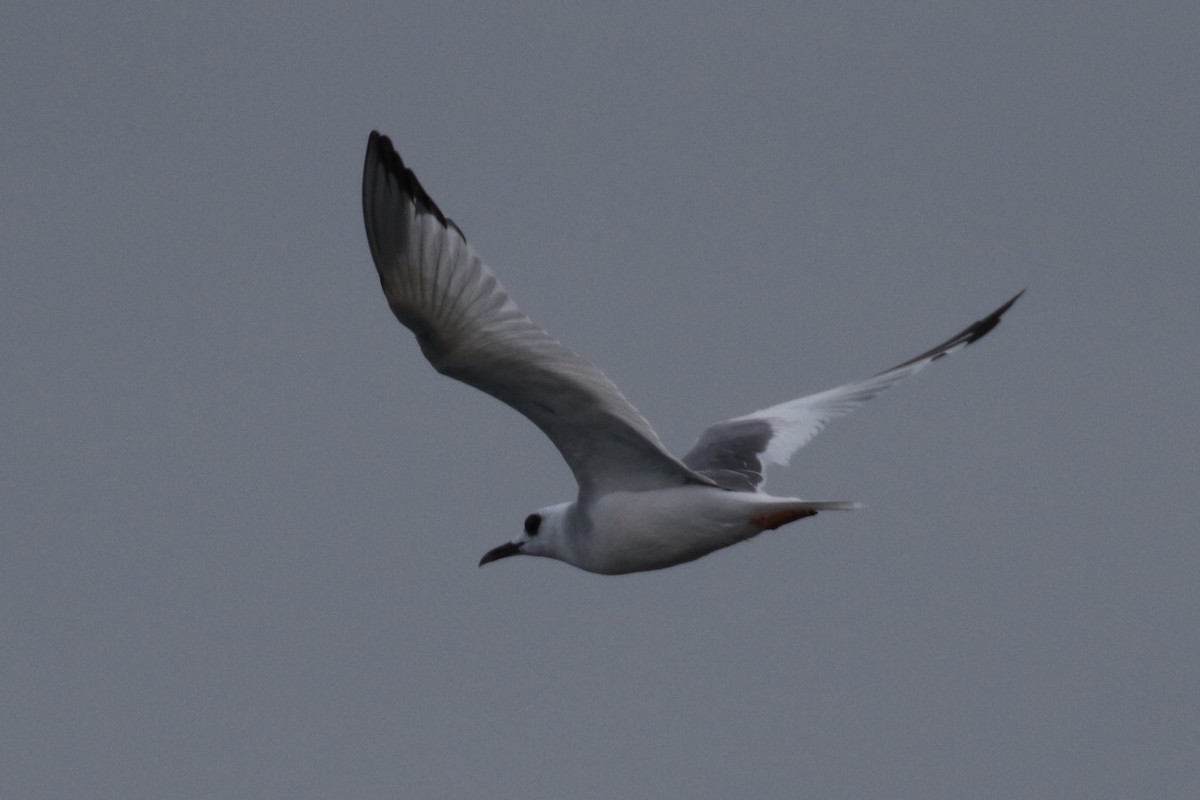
[563, 486, 855, 575]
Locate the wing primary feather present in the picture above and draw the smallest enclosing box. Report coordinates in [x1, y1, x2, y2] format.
[682, 291, 1023, 490]
[362, 131, 713, 493]
[884, 289, 1024, 373]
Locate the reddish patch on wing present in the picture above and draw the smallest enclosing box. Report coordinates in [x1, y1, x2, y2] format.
[750, 508, 818, 531]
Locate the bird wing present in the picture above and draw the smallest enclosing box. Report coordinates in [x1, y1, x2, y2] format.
[362, 131, 711, 493]
[682, 291, 1023, 491]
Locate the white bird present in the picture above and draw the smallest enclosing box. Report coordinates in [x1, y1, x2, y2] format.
[361, 131, 1021, 575]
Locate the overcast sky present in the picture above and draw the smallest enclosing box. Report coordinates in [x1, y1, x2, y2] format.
[4, 2, 1198, 798]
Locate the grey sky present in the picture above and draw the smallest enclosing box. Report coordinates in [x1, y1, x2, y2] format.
[4, 2, 1198, 798]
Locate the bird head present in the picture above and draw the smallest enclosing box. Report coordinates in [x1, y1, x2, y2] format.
[478, 501, 572, 567]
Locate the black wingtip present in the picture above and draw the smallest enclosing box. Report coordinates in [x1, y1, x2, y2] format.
[881, 289, 1025, 373]
[364, 130, 466, 241]
[964, 288, 1026, 345]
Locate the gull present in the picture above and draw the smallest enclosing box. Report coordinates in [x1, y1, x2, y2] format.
[361, 131, 1022, 575]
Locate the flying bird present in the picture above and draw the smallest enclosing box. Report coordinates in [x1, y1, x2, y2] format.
[361, 131, 1021, 575]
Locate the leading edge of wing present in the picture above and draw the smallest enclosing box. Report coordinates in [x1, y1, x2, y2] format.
[682, 291, 1024, 490]
[362, 131, 713, 493]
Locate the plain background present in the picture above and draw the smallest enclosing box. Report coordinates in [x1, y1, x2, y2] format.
[4, 2, 1197, 798]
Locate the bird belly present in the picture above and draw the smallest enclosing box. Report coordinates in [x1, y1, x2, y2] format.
[579, 487, 790, 574]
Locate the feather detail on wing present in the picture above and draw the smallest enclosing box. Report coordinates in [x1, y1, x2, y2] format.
[362, 131, 712, 493]
[682, 291, 1023, 491]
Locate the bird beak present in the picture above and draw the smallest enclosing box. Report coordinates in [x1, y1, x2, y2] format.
[478, 541, 523, 567]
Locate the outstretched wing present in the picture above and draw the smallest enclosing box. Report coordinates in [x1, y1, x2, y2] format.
[362, 131, 711, 493]
[682, 292, 1023, 491]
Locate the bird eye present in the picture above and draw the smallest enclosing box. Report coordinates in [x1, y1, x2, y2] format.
[524, 513, 542, 536]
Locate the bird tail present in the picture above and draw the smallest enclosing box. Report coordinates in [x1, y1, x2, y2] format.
[750, 500, 861, 531]
[798, 500, 862, 511]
